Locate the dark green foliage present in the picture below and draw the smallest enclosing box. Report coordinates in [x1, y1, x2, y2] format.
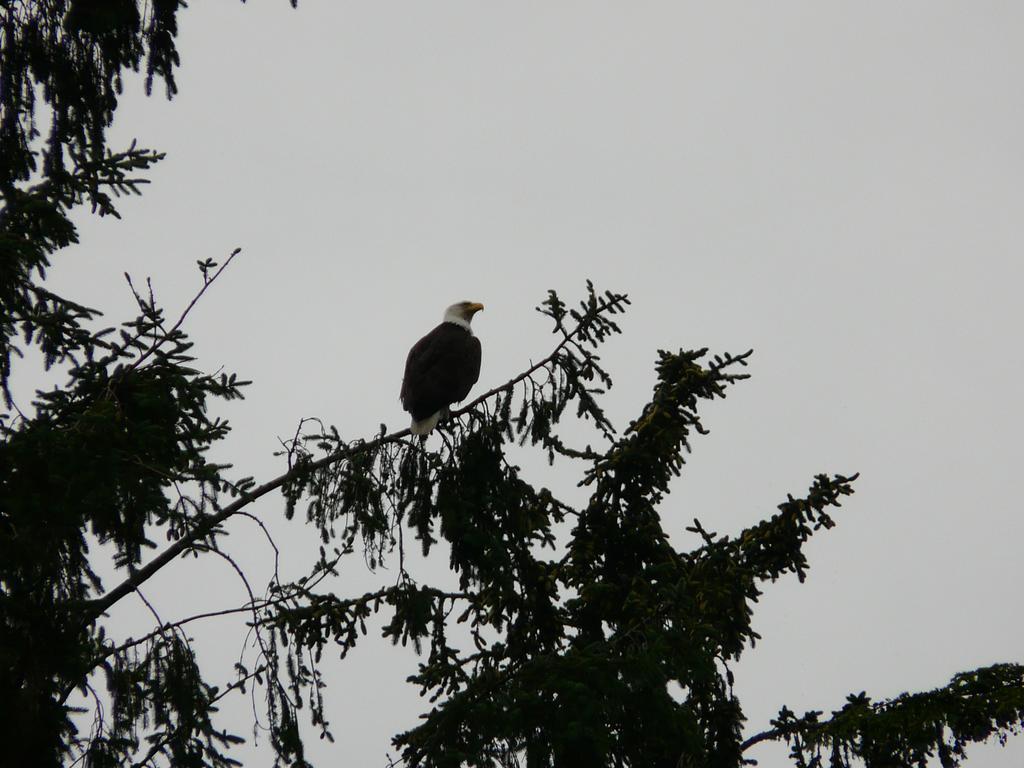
[0, 254, 250, 765]
[0, 144, 164, 402]
[91, 633, 245, 768]
[0, 0, 183, 188]
[2, 4, 258, 765]
[2, 3, 1022, 768]
[261, 287, 1020, 768]
[760, 663, 1024, 768]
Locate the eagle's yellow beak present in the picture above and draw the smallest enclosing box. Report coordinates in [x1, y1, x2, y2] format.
[468, 302, 484, 314]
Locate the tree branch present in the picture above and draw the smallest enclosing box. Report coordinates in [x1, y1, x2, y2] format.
[122, 247, 241, 374]
[77, 429, 406, 626]
[78, 293, 621, 627]
[741, 727, 783, 752]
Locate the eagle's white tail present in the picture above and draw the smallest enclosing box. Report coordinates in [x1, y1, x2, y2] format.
[410, 410, 442, 435]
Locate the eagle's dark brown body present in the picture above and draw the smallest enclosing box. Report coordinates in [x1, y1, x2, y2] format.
[401, 320, 482, 433]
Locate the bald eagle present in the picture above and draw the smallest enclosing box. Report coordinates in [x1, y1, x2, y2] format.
[401, 301, 484, 435]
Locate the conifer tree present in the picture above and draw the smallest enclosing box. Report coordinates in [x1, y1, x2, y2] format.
[1, 3, 1022, 767]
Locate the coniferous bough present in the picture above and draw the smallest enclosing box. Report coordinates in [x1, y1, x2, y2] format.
[1, 2, 1022, 767]
[4, 272, 1023, 768]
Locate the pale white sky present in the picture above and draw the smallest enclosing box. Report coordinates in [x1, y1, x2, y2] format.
[29, 2, 1024, 765]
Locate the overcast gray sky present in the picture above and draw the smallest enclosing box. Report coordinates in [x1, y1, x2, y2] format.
[29, 2, 1024, 765]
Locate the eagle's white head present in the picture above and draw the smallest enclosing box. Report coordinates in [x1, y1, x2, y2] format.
[443, 301, 485, 331]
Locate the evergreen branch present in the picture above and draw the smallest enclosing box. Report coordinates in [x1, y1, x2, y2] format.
[741, 663, 1024, 766]
[740, 726, 785, 752]
[64, 547, 344, 705]
[62, 601, 273, 708]
[448, 289, 627, 421]
[14, 145, 164, 210]
[121, 247, 241, 374]
[128, 665, 266, 768]
[107, 603, 275, 660]
[71, 562, 334, 695]
[78, 433, 407, 626]
[78, 293, 626, 627]
[25, 284, 101, 319]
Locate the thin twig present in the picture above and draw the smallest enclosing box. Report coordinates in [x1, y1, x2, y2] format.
[124, 248, 241, 375]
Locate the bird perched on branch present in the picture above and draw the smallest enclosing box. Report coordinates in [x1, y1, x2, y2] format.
[401, 301, 484, 435]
